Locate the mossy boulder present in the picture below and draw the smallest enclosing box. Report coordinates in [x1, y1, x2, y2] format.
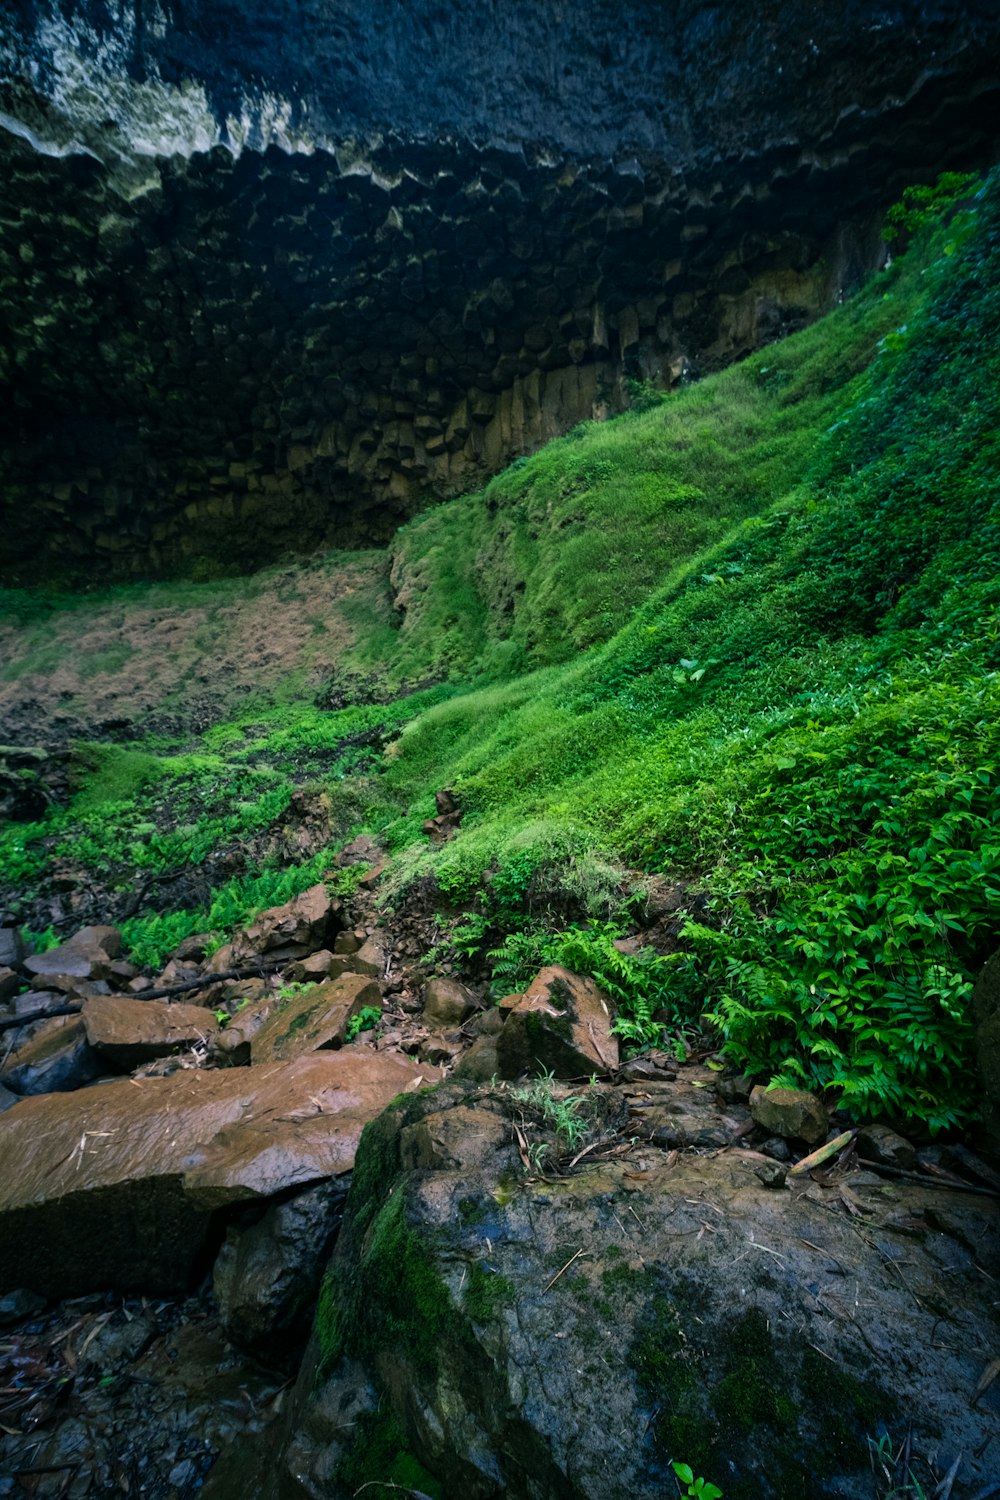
[278, 1084, 998, 1498]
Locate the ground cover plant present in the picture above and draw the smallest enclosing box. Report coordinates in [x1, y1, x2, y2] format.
[2, 170, 996, 1129]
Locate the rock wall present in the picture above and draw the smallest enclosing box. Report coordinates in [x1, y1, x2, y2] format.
[2, 2, 999, 576]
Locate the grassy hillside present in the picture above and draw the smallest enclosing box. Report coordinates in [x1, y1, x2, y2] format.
[3, 170, 998, 1129]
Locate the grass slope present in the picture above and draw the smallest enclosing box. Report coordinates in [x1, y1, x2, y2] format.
[3, 171, 998, 1128]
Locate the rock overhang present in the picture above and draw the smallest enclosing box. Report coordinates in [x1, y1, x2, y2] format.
[2, 0, 999, 577]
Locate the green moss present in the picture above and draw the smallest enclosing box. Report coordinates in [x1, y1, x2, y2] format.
[631, 1293, 715, 1467]
[715, 1309, 797, 1431]
[463, 1263, 516, 1323]
[336, 1409, 443, 1500]
[458, 1194, 490, 1226]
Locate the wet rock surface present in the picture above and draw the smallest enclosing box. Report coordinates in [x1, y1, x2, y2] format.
[280, 1084, 1000, 1500]
[0, 1051, 440, 1297]
[1, 890, 999, 1496]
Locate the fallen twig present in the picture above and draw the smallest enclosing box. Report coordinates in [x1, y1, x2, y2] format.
[788, 1129, 856, 1177]
[543, 1248, 586, 1292]
[857, 1158, 1000, 1199]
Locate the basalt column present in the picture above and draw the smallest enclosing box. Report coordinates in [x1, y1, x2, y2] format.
[2, 1, 999, 577]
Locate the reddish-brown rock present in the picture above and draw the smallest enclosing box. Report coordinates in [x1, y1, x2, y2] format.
[0, 1051, 441, 1296]
[494, 966, 618, 1079]
[251, 974, 380, 1064]
[423, 977, 476, 1030]
[82, 997, 219, 1070]
[240, 883, 340, 956]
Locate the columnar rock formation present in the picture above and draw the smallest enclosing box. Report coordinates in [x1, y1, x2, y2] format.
[2, 1, 999, 576]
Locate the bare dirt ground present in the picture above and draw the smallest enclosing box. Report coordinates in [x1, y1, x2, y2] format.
[0, 552, 393, 746]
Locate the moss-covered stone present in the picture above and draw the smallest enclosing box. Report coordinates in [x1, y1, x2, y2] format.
[337, 1409, 443, 1500]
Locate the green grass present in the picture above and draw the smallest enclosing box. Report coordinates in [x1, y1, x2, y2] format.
[4, 172, 997, 1126]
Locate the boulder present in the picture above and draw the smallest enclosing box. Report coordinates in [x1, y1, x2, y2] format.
[0, 928, 25, 969]
[213, 1177, 350, 1365]
[0, 1051, 441, 1297]
[423, 977, 476, 1029]
[23, 943, 109, 984]
[240, 883, 340, 956]
[0, 1015, 103, 1096]
[212, 995, 278, 1067]
[284, 950, 338, 984]
[250, 975, 381, 1064]
[82, 997, 220, 1070]
[280, 1084, 1000, 1500]
[494, 966, 618, 1079]
[749, 1085, 828, 1146]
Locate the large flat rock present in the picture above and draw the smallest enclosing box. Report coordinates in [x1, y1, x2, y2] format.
[82, 996, 220, 1069]
[0, 1052, 440, 1297]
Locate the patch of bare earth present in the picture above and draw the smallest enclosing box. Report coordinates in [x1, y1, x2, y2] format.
[0, 553, 392, 745]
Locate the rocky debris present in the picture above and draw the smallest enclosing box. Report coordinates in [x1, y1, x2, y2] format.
[23, 944, 108, 986]
[250, 974, 381, 1064]
[0, 967, 19, 1004]
[423, 788, 463, 845]
[0, 1015, 104, 1096]
[334, 835, 381, 869]
[350, 931, 389, 979]
[213, 1177, 350, 1366]
[239, 883, 341, 958]
[495, 965, 619, 1079]
[0, 1285, 285, 1500]
[423, 976, 477, 1029]
[0, 928, 25, 969]
[281, 1082, 1000, 1500]
[749, 1084, 828, 1145]
[81, 997, 219, 1071]
[0, 1051, 441, 1297]
[212, 995, 279, 1067]
[857, 1121, 918, 1172]
[283, 949, 338, 984]
[0, 1084, 20, 1113]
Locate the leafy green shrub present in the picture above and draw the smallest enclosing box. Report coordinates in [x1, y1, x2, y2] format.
[346, 1005, 383, 1042]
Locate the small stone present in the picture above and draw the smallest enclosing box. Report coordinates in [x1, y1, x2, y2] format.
[168, 1460, 196, 1488]
[716, 1072, 753, 1104]
[0, 1288, 46, 1326]
[423, 977, 475, 1029]
[749, 1085, 828, 1146]
[857, 1123, 916, 1172]
[754, 1160, 788, 1189]
[760, 1136, 792, 1162]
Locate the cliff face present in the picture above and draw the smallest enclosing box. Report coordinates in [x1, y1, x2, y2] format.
[2, 1, 999, 576]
